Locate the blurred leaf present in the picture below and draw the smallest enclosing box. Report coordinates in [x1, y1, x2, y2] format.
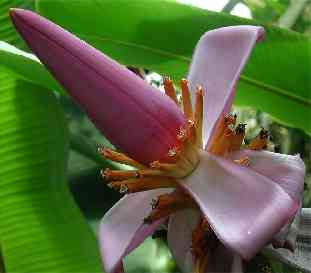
[245, 0, 287, 23]
[0, 1, 102, 271]
[124, 238, 173, 273]
[0, 69, 102, 272]
[0, 41, 63, 92]
[37, 0, 311, 135]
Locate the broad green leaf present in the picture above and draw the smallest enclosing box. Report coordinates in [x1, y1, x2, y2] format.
[37, 0, 311, 134]
[0, 69, 102, 272]
[0, 41, 63, 92]
[0, 1, 102, 271]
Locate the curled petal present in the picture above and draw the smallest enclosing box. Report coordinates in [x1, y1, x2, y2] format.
[230, 150, 305, 201]
[99, 189, 170, 273]
[187, 26, 264, 148]
[229, 150, 305, 250]
[10, 9, 185, 164]
[180, 150, 298, 260]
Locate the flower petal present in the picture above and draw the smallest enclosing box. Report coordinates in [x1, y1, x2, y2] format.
[187, 26, 264, 147]
[230, 150, 305, 201]
[229, 150, 305, 250]
[180, 150, 298, 260]
[10, 9, 185, 164]
[168, 210, 242, 273]
[99, 189, 170, 273]
[263, 208, 311, 273]
[167, 209, 200, 272]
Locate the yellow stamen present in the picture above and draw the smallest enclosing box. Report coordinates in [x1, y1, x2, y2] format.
[102, 169, 139, 181]
[180, 79, 193, 119]
[150, 156, 193, 178]
[247, 128, 269, 151]
[187, 119, 197, 144]
[229, 123, 246, 152]
[193, 255, 209, 273]
[150, 160, 177, 172]
[208, 127, 234, 156]
[191, 217, 219, 273]
[108, 177, 177, 193]
[208, 113, 236, 151]
[99, 147, 145, 169]
[191, 217, 210, 257]
[163, 77, 178, 104]
[207, 113, 247, 156]
[177, 126, 188, 141]
[138, 168, 165, 177]
[194, 87, 204, 148]
[234, 156, 250, 167]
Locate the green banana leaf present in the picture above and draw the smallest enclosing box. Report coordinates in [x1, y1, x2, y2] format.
[0, 0, 102, 271]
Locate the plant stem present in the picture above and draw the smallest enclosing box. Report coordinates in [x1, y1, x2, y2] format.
[278, 0, 309, 29]
[222, 0, 241, 13]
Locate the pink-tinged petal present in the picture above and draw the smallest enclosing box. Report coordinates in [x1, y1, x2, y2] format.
[180, 150, 298, 260]
[187, 26, 264, 147]
[230, 150, 305, 201]
[228, 150, 305, 250]
[168, 209, 200, 272]
[99, 189, 170, 273]
[10, 9, 185, 164]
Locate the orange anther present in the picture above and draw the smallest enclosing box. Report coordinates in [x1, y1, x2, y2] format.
[233, 156, 250, 167]
[229, 123, 246, 152]
[207, 113, 237, 154]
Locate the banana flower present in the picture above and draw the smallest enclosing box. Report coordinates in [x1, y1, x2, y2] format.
[10, 9, 306, 273]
